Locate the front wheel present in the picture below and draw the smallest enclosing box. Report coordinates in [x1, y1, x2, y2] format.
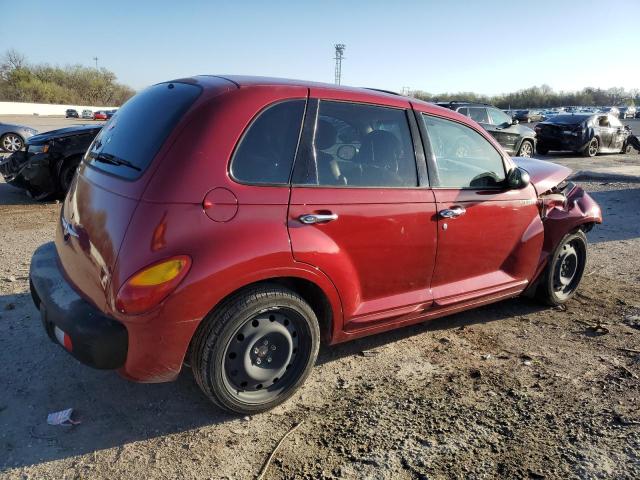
[536, 231, 588, 306]
[517, 140, 534, 157]
[583, 137, 599, 157]
[191, 284, 320, 414]
[1, 133, 23, 152]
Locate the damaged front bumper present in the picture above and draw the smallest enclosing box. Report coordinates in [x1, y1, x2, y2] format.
[0, 150, 57, 196]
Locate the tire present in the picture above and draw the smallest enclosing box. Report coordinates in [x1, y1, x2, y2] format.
[583, 137, 599, 157]
[191, 284, 320, 414]
[621, 144, 633, 155]
[536, 144, 549, 155]
[517, 139, 534, 157]
[0, 133, 24, 152]
[536, 230, 588, 306]
[58, 159, 80, 194]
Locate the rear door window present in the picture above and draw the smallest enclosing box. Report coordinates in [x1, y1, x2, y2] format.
[85, 82, 202, 180]
[230, 100, 306, 185]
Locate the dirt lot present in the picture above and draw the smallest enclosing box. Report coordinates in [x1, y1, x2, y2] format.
[0, 116, 639, 479]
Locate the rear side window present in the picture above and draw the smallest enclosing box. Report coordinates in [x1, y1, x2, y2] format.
[85, 82, 201, 179]
[230, 100, 306, 185]
[296, 101, 418, 188]
[422, 114, 505, 188]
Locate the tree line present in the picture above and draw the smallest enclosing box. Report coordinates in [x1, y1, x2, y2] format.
[0, 49, 135, 106]
[412, 84, 638, 109]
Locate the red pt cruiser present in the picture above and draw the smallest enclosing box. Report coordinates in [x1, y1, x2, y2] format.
[29, 76, 602, 414]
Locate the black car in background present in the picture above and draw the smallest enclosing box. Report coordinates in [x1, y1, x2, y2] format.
[437, 102, 536, 157]
[0, 124, 102, 199]
[65, 109, 79, 118]
[514, 110, 545, 123]
[535, 113, 631, 157]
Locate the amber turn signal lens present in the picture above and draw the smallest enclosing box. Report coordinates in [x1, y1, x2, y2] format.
[115, 256, 191, 315]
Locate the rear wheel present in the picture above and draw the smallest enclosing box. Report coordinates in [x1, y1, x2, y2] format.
[191, 284, 320, 414]
[517, 140, 534, 157]
[536, 231, 588, 306]
[583, 137, 599, 157]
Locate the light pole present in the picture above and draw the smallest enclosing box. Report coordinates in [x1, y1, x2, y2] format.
[93, 57, 99, 69]
[334, 44, 345, 85]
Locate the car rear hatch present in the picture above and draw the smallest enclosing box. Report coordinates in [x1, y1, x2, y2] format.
[54, 79, 234, 312]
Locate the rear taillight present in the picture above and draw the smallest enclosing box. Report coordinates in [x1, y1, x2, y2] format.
[115, 256, 191, 314]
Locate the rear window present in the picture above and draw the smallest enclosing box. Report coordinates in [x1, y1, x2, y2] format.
[85, 82, 201, 179]
[547, 114, 591, 125]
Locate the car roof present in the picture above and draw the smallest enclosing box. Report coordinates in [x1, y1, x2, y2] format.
[171, 74, 461, 116]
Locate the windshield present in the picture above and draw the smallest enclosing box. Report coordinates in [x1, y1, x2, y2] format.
[85, 82, 201, 179]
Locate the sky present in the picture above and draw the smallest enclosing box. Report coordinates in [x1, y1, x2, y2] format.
[3, 0, 640, 95]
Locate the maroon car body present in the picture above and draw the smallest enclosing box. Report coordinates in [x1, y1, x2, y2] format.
[29, 76, 602, 412]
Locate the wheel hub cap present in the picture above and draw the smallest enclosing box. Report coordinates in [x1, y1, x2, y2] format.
[224, 311, 300, 394]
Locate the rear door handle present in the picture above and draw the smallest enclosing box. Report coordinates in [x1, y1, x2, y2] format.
[299, 213, 338, 224]
[439, 207, 466, 219]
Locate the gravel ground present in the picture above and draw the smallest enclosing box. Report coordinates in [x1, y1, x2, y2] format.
[0, 146, 639, 478]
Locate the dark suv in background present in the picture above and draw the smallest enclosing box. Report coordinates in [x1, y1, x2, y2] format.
[437, 102, 536, 157]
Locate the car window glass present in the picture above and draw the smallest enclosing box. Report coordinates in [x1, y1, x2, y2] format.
[297, 101, 418, 188]
[86, 82, 201, 179]
[231, 100, 306, 184]
[488, 108, 511, 126]
[421, 114, 506, 188]
[467, 107, 489, 124]
[457, 107, 468, 116]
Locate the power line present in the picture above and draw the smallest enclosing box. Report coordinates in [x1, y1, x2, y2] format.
[334, 44, 345, 85]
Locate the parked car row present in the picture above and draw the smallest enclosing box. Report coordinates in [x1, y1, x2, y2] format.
[502, 105, 638, 121]
[25, 75, 604, 414]
[65, 108, 117, 120]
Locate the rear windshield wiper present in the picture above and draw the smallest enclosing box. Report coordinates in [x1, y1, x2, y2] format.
[89, 152, 141, 171]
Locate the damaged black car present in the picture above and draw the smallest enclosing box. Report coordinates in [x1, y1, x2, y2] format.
[0, 124, 102, 199]
[535, 113, 632, 157]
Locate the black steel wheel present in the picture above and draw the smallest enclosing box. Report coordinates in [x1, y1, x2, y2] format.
[583, 137, 599, 157]
[191, 284, 320, 414]
[536, 231, 588, 306]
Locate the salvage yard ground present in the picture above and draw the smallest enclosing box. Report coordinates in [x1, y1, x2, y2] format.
[0, 116, 639, 479]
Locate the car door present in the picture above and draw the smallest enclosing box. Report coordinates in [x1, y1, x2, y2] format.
[288, 96, 438, 331]
[608, 114, 626, 151]
[486, 107, 520, 155]
[596, 115, 614, 149]
[416, 112, 543, 306]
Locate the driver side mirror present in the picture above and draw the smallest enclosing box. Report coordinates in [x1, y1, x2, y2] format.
[506, 166, 530, 190]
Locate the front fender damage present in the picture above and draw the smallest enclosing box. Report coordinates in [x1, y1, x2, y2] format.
[525, 182, 602, 294]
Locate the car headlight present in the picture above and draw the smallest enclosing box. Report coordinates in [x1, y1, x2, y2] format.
[28, 143, 49, 154]
[26, 128, 37, 135]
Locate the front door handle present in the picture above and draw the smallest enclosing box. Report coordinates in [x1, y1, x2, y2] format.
[439, 207, 466, 219]
[299, 213, 338, 224]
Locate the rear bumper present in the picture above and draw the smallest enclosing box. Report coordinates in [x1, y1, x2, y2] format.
[29, 242, 128, 369]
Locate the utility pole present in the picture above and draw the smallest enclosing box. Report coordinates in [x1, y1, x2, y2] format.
[93, 57, 99, 69]
[334, 44, 345, 85]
